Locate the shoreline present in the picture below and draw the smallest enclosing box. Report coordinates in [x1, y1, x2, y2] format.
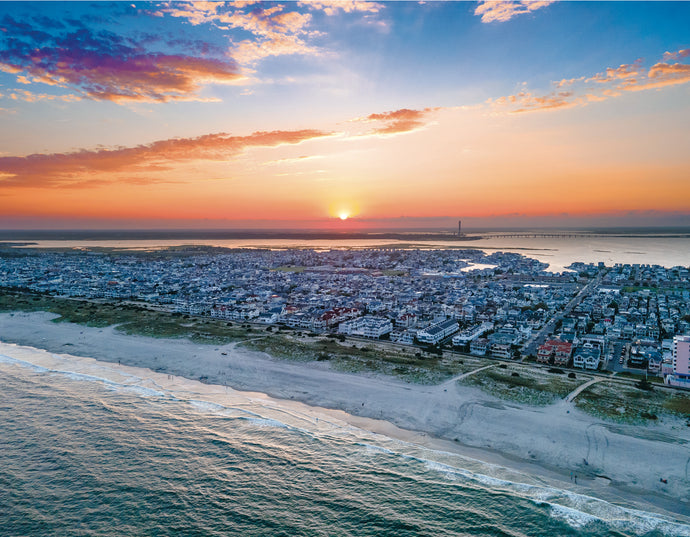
[1, 310, 689, 523]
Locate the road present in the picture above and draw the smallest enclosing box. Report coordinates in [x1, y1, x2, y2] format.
[521, 268, 608, 358]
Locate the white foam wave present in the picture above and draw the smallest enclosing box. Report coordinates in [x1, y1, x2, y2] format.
[242, 417, 291, 429]
[0, 353, 51, 373]
[370, 449, 690, 537]
[189, 399, 231, 414]
[357, 443, 395, 455]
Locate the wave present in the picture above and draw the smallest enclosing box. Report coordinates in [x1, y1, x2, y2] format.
[398, 452, 690, 536]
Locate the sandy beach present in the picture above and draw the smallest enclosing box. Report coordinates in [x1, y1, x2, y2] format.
[1, 311, 689, 521]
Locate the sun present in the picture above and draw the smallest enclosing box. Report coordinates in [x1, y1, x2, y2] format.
[338, 212, 350, 221]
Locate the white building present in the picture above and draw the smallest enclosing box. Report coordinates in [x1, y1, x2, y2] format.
[338, 315, 393, 339]
[452, 322, 494, 347]
[417, 318, 459, 345]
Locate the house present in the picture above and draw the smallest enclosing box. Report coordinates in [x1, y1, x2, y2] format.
[470, 338, 489, 356]
[573, 343, 601, 370]
[537, 339, 573, 365]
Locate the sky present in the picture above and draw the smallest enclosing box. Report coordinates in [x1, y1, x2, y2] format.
[0, 0, 689, 230]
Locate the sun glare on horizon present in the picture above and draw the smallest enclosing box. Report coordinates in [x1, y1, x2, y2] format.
[339, 212, 349, 221]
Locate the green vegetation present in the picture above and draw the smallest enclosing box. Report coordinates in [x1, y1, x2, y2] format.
[460, 365, 584, 406]
[575, 381, 690, 423]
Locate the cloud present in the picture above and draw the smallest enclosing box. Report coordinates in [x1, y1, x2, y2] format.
[298, 1, 384, 16]
[587, 60, 642, 84]
[7, 88, 82, 103]
[474, 1, 555, 23]
[0, 129, 335, 188]
[157, 2, 319, 65]
[487, 90, 580, 113]
[662, 48, 690, 62]
[488, 48, 690, 114]
[233, 33, 321, 64]
[357, 107, 439, 135]
[0, 23, 243, 102]
[620, 61, 690, 92]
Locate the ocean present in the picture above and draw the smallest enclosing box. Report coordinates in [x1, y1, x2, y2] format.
[1, 343, 689, 537]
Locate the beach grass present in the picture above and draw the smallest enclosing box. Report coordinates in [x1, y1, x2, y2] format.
[460, 365, 586, 406]
[241, 333, 483, 384]
[0, 289, 248, 342]
[575, 381, 690, 422]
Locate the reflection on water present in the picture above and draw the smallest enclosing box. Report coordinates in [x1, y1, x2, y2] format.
[14, 234, 690, 272]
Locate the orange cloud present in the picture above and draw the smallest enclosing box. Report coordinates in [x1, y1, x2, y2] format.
[620, 61, 690, 91]
[489, 48, 690, 114]
[587, 60, 642, 83]
[358, 107, 439, 135]
[474, 1, 555, 23]
[488, 90, 580, 113]
[8, 88, 82, 103]
[0, 130, 335, 188]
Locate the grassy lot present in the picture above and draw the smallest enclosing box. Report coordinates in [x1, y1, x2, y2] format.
[460, 364, 587, 406]
[575, 381, 690, 422]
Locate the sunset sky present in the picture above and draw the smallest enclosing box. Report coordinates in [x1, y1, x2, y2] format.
[1, 1, 689, 229]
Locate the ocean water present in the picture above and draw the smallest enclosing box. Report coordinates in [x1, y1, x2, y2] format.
[1, 344, 689, 537]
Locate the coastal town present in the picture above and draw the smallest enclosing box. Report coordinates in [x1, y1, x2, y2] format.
[1, 245, 689, 390]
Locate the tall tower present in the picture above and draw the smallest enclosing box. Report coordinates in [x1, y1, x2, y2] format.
[458, 220, 462, 236]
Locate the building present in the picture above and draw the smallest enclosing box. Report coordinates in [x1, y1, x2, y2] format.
[491, 342, 512, 359]
[417, 318, 459, 345]
[673, 335, 690, 376]
[470, 338, 489, 356]
[573, 343, 601, 370]
[666, 335, 690, 388]
[452, 321, 494, 347]
[338, 315, 393, 339]
[537, 339, 573, 365]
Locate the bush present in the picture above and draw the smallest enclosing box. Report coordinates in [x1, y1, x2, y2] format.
[511, 372, 520, 377]
[499, 364, 507, 369]
[568, 372, 577, 379]
[637, 379, 654, 391]
[548, 368, 564, 374]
